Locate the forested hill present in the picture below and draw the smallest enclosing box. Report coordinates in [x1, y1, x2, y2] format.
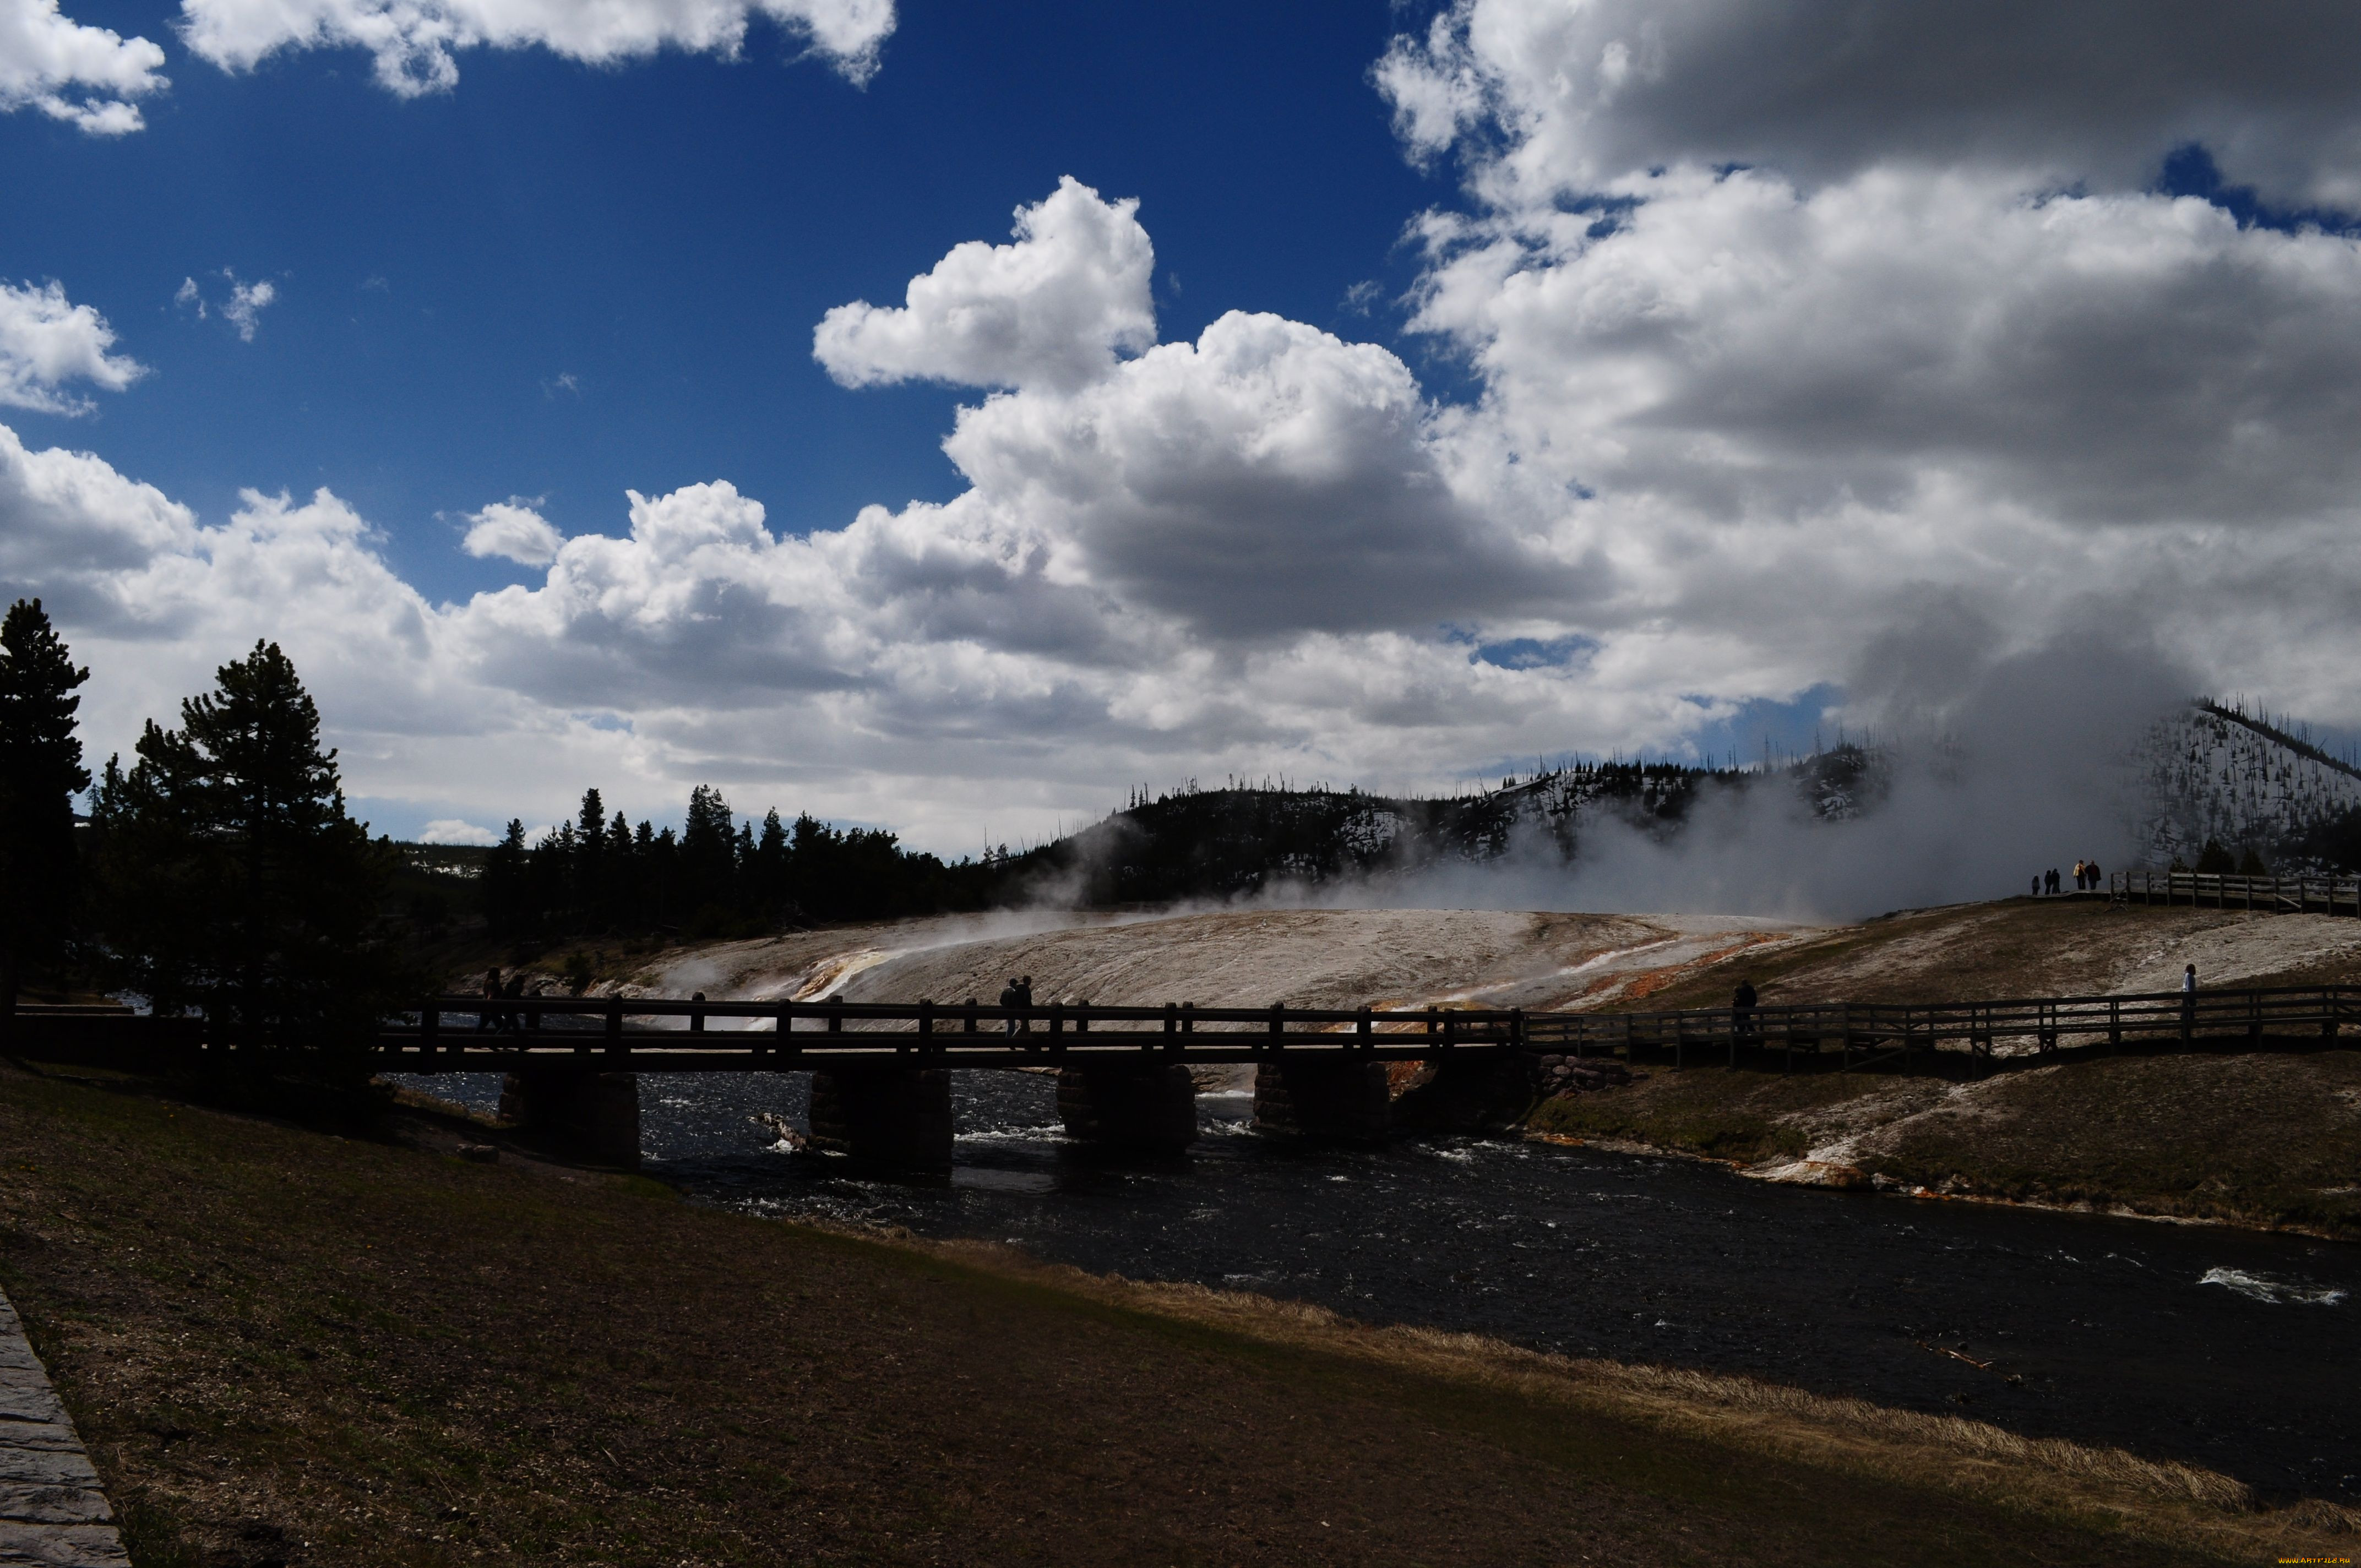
[2136, 700, 2361, 873]
[992, 749, 1883, 905]
[432, 750, 1885, 945]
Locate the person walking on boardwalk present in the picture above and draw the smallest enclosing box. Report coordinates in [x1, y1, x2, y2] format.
[2072, 858, 2087, 891]
[2086, 857, 2103, 894]
[1731, 978, 1759, 1044]
[2031, 873, 2041, 897]
[2046, 867, 2060, 895]
[2181, 962, 2197, 1038]
[1016, 975, 1034, 1034]
[477, 966, 503, 1032]
[998, 977, 1022, 1038]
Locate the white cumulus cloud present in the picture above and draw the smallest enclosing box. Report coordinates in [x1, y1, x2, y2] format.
[178, 0, 894, 96]
[814, 176, 1156, 393]
[1370, 0, 2361, 741]
[461, 499, 564, 565]
[1378, 0, 2361, 209]
[0, 0, 167, 135]
[0, 280, 146, 416]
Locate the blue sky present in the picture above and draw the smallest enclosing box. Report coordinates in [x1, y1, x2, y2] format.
[3, 0, 1440, 601]
[7, 0, 2361, 855]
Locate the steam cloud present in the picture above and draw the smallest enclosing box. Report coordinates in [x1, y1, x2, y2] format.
[1297, 611, 2196, 923]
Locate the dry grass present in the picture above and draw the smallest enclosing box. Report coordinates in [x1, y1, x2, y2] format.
[945, 1258, 2361, 1562]
[2, 1062, 2324, 1566]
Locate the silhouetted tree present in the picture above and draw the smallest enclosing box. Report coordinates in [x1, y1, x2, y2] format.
[88, 641, 406, 1079]
[574, 788, 607, 922]
[679, 784, 736, 926]
[0, 600, 89, 1040]
[483, 819, 529, 934]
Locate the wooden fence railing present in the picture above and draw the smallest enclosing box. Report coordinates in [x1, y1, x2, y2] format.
[2111, 869, 2361, 915]
[1524, 984, 2357, 1070]
[10, 987, 2355, 1076]
[8, 997, 1528, 1071]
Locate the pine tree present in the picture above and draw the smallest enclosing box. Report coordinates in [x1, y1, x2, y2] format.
[89, 641, 406, 1078]
[680, 785, 736, 921]
[483, 819, 529, 934]
[574, 788, 606, 923]
[0, 600, 90, 1038]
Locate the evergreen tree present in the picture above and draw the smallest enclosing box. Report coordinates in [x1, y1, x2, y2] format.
[680, 785, 736, 920]
[754, 808, 789, 913]
[574, 788, 606, 922]
[483, 819, 529, 934]
[0, 600, 90, 1035]
[602, 810, 635, 925]
[88, 641, 406, 1074]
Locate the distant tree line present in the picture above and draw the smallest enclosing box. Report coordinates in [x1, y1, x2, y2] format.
[481, 786, 993, 940]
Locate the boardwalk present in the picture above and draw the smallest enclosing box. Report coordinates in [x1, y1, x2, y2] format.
[2112, 868, 2361, 914]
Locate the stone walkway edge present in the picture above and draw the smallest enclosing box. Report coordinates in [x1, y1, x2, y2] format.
[0, 1286, 127, 1567]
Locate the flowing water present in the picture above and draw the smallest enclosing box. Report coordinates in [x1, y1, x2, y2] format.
[398, 1068, 2359, 1502]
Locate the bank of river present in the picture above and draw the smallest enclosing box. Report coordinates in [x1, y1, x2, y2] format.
[399, 1068, 2359, 1505]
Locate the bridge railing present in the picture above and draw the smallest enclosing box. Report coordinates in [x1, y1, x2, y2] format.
[399, 993, 1521, 1036]
[11, 986, 2354, 1075]
[2111, 869, 2361, 914]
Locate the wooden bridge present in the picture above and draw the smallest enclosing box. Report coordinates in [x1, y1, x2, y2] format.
[12, 981, 2354, 1170]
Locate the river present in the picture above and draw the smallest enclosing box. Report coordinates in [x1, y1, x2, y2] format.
[395, 1066, 2359, 1504]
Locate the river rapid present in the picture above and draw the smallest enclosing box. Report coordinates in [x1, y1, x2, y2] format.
[396, 1067, 2359, 1504]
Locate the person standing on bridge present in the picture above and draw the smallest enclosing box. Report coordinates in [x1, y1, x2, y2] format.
[477, 966, 503, 1032]
[1732, 978, 1759, 1044]
[999, 977, 1022, 1037]
[2182, 962, 2197, 1039]
[1016, 975, 1034, 1034]
[2072, 858, 2087, 891]
[2031, 874, 2041, 897]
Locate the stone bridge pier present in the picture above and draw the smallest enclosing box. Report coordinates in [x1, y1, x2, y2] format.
[498, 1067, 641, 1167]
[1252, 1059, 1390, 1142]
[808, 1066, 955, 1172]
[1057, 1063, 1198, 1156]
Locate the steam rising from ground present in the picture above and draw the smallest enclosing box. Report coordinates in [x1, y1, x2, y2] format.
[1315, 616, 2194, 923]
